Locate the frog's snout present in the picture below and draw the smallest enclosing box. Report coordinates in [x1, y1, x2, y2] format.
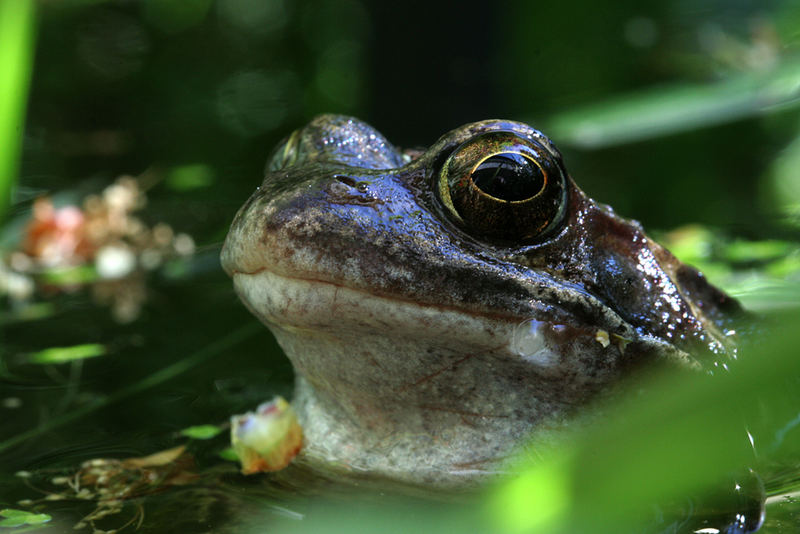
[589, 228, 740, 359]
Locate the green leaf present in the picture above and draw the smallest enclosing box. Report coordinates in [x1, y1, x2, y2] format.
[165, 163, 215, 191]
[0, 302, 56, 324]
[766, 131, 800, 228]
[219, 447, 239, 461]
[724, 239, 793, 263]
[29, 343, 106, 364]
[727, 277, 800, 312]
[39, 265, 99, 285]
[766, 253, 800, 278]
[0, 510, 29, 518]
[488, 451, 571, 534]
[658, 225, 715, 265]
[547, 59, 800, 148]
[180, 424, 223, 440]
[0, 509, 52, 527]
[22, 514, 51, 525]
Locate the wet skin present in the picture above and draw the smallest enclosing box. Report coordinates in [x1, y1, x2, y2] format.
[221, 115, 741, 486]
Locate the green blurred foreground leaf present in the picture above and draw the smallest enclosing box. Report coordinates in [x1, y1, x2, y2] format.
[0, 0, 36, 221]
[493, 316, 800, 533]
[548, 58, 800, 148]
[28, 343, 106, 364]
[489, 452, 572, 534]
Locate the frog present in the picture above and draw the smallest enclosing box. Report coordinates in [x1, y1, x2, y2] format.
[220, 114, 741, 487]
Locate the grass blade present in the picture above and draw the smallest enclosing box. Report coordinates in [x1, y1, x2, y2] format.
[0, 0, 36, 221]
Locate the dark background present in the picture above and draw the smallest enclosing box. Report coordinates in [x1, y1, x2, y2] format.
[20, 0, 800, 240]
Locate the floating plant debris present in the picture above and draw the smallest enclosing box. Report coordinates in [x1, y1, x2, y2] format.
[231, 396, 303, 474]
[1, 175, 195, 322]
[15, 445, 198, 532]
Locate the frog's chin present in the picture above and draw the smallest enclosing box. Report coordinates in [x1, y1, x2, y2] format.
[230, 267, 695, 485]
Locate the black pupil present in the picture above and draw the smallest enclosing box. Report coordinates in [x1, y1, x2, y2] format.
[471, 153, 545, 201]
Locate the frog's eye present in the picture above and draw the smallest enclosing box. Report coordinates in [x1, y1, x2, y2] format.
[438, 131, 568, 241]
[266, 129, 302, 172]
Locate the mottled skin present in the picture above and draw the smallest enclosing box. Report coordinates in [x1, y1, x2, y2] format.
[221, 115, 740, 486]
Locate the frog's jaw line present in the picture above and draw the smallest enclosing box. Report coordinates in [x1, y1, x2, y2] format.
[232, 266, 526, 339]
[231, 267, 650, 486]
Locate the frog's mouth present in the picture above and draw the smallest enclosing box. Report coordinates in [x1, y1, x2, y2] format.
[229, 265, 527, 353]
[226, 254, 703, 376]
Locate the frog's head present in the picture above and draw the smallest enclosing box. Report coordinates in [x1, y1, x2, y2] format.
[221, 115, 742, 485]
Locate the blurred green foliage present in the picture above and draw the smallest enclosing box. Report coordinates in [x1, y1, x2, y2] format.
[766, 132, 800, 228]
[548, 59, 800, 148]
[659, 226, 800, 312]
[495, 320, 800, 534]
[28, 343, 105, 364]
[0, 0, 35, 221]
[0, 508, 51, 527]
[180, 424, 224, 440]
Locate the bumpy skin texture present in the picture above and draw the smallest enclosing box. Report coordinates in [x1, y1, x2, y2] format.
[221, 115, 741, 486]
